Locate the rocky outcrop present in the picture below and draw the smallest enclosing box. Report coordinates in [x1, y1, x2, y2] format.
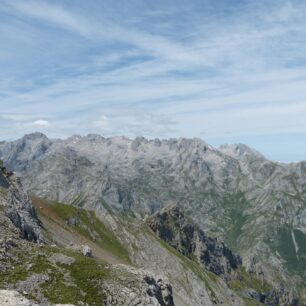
[243, 287, 299, 306]
[0, 160, 42, 243]
[103, 264, 174, 306]
[146, 205, 241, 280]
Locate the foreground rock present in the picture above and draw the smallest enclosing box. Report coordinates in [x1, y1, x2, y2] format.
[103, 264, 174, 306]
[0, 290, 77, 306]
[0, 290, 37, 306]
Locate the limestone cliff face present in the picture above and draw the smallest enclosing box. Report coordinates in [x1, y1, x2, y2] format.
[146, 205, 242, 280]
[0, 160, 42, 243]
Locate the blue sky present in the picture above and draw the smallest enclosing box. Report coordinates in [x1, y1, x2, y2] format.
[0, 0, 306, 162]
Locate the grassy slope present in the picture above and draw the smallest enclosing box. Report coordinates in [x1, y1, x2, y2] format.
[31, 196, 130, 264]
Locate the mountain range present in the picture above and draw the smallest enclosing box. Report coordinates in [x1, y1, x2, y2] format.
[0, 132, 305, 305]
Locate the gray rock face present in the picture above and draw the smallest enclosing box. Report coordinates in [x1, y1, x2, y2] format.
[0, 160, 42, 243]
[0, 133, 306, 302]
[146, 206, 242, 280]
[0, 132, 52, 173]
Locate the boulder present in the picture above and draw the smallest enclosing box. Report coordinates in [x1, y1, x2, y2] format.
[0, 290, 37, 306]
[82, 245, 92, 257]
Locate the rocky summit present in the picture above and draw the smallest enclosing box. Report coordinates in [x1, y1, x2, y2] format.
[0, 133, 305, 305]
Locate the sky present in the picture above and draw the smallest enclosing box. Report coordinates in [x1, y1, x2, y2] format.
[0, 0, 306, 162]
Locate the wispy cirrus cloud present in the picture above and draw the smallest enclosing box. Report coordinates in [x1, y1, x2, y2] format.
[0, 0, 306, 161]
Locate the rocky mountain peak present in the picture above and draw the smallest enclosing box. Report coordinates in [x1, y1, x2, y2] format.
[219, 143, 265, 160]
[1, 133, 52, 173]
[22, 132, 48, 141]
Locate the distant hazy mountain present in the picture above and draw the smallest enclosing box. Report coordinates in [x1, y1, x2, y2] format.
[0, 132, 305, 304]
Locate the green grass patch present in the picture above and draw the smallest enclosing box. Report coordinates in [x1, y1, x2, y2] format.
[229, 267, 272, 293]
[0, 262, 29, 285]
[268, 225, 306, 276]
[219, 191, 250, 251]
[41, 251, 109, 306]
[0, 186, 9, 197]
[0, 250, 53, 286]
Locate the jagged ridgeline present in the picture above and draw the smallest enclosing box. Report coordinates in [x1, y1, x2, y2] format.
[0, 133, 305, 305]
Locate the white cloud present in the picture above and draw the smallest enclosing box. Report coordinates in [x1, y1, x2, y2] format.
[2, 0, 199, 63]
[2, 0, 91, 38]
[31, 119, 50, 127]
